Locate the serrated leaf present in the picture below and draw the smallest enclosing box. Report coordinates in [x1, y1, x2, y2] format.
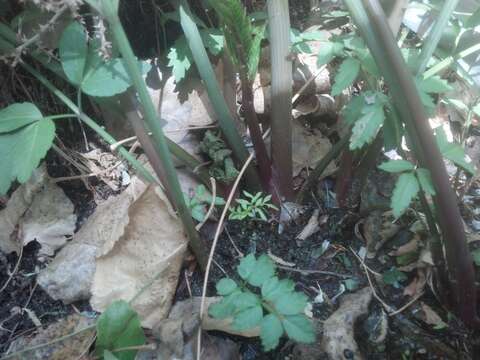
[274, 292, 308, 315]
[232, 305, 263, 331]
[96, 300, 145, 360]
[416, 168, 436, 196]
[378, 160, 415, 173]
[262, 277, 295, 302]
[0, 102, 43, 133]
[246, 254, 275, 287]
[341, 94, 365, 125]
[0, 119, 55, 195]
[331, 58, 360, 96]
[435, 127, 475, 174]
[472, 248, 480, 266]
[216, 278, 237, 295]
[281, 315, 315, 343]
[317, 41, 344, 66]
[167, 36, 192, 82]
[416, 76, 452, 93]
[391, 172, 420, 218]
[382, 267, 407, 288]
[233, 292, 260, 311]
[260, 314, 283, 351]
[349, 104, 385, 150]
[247, 25, 265, 80]
[208, 292, 239, 319]
[237, 254, 256, 280]
[200, 28, 224, 55]
[59, 21, 88, 85]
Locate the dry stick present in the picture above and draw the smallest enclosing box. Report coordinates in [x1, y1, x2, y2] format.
[0, 246, 23, 294]
[292, 65, 327, 106]
[196, 177, 217, 231]
[197, 153, 255, 360]
[276, 265, 351, 278]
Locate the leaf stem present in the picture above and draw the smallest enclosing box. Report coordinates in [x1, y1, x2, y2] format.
[45, 114, 80, 121]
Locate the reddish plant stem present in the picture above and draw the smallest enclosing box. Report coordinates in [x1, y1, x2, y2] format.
[361, 0, 480, 327]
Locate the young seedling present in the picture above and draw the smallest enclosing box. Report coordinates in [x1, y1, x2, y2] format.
[229, 191, 278, 221]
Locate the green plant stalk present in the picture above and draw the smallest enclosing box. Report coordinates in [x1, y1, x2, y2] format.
[416, 0, 459, 75]
[423, 42, 480, 78]
[13, 59, 157, 184]
[177, 0, 260, 190]
[267, 0, 294, 200]
[297, 134, 349, 203]
[348, 0, 479, 326]
[97, 0, 208, 270]
[0, 23, 212, 189]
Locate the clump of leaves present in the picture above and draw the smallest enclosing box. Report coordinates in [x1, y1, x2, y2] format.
[200, 130, 239, 182]
[229, 191, 278, 221]
[184, 184, 225, 222]
[95, 300, 145, 360]
[0, 102, 55, 194]
[382, 267, 408, 289]
[209, 254, 315, 351]
[59, 21, 151, 97]
[378, 126, 475, 218]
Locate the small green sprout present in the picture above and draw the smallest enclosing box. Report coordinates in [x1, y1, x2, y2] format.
[229, 191, 278, 221]
[184, 184, 225, 222]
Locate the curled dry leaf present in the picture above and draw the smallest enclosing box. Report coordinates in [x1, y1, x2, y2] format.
[389, 236, 419, 257]
[292, 120, 336, 177]
[322, 287, 373, 360]
[361, 211, 401, 259]
[0, 165, 76, 256]
[296, 210, 328, 244]
[420, 303, 447, 328]
[403, 268, 427, 298]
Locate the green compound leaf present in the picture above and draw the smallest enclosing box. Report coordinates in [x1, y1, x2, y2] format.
[0, 117, 55, 195]
[262, 277, 295, 302]
[331, 58, 360, 96]
[317, 41, 344, 66]
[233, 292, 261, 311]
[232, 305, 263, 331]
[59, 21, 88, 85]
[435, 126, 476, 174]
[260, 314, 284, 351]
[281, 315, 315, 343]
[96, 300, 145, 360]
[208, 292, 239, 319]
[341, 94, 365, 125]
[349, 103, 385, 150]
[246, 254, 275, 287]
[237, 254, 257, 280]
[378, 160, 415, 173]
[200, 28, 224, 56]
[216, 278, 238, 296]
[382, 267, 408, 288]
[416, 76, 452, 93]
[416, 168, 436, 196]
[0, 102, 44, 133]
[274, 292, 308, 315]
[167, 36, 192, 82]
[391, 172, 420, 218]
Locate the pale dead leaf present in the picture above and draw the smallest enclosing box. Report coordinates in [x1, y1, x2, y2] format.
[0, 165, 76, 256]
[403, 269, 427, 297]
[267, 250, 296, 267]
[322, 287, 372, 360]
[389, 236, 419, 257]
[292, 120, 336, 177]
[90, 185, 188, 328]
[421, 302, 447, 328]
[296, 210, 327, 243]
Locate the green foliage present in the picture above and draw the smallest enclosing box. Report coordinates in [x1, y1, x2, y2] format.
[209, 254, 315, 351]
[229, 191, 278, 221]
[383, 267, 408, 288]
[416, 168, 436, 196]
[209, 0, 263, 80]
[391, 172, 420, 218]
[317, 41, 344, 66]
[200, 131, 239, 182]
[59, 21, 151, 97]
[331, 57, 360, 96]
[415, 76, 452, 115]
[435, 126, 476, 174]
[167, 29, 224, 82]
[184, 184, 225, 222]
[96, 300, 145, 360]
[378, 160, 415, 173]
[291, 28, 326, 54]
[472, 248, 480, 266]
[0, 103, 55, 194]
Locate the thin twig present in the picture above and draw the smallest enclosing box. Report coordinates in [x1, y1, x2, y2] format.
[292, 65, 327, 106]
[276, 265, 352, 278]
[196, 177, 217, 231]
[197, 153, 255, 360]
[0, 246, 23, 294]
